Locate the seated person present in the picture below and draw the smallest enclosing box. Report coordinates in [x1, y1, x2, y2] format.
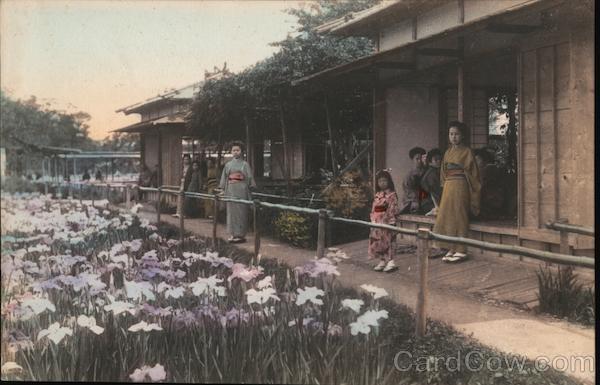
[474, 148, 505, 220]
[420, 148, 442, 215]
[399, 146, 426, 214]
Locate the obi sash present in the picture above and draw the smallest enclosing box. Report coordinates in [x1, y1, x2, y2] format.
[446, 169, 465, 177]
[228, 172, 245, 183]
[373, 205, 387, 213]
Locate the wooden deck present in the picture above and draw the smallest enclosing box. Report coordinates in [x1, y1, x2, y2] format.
[338, 239, 595, 310]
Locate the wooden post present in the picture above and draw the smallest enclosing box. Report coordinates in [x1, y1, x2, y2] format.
[324, 93, 339, 179]
[253, 199, 261, 263]
[244, 112, 254, 172]
[106, 184, 110, 202]
[79, 184, 83, 204]
[156, 186, 162, 224]
[558, 218, 570, 255]
[317, 209, 327, 258]
[157, 129, 163, 186]
[326, 209, 333, 248]
[278, 100, 292, 196]
[179, 190, 185, 242]
[212, 192, 219, 248]
[91, 184, 95, 207]
[415, 227, 430, 338]
[44, 182, 48, 195]
[126, 185, 131, 209]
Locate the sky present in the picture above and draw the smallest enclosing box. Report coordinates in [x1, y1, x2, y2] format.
[1, 0, 306, 140]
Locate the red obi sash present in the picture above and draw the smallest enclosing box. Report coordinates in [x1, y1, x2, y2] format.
[228, 172, 245, 183]
[373, 205, 387, 213]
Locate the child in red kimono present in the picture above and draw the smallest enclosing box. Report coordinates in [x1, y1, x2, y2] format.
[369, 169, 399, 272]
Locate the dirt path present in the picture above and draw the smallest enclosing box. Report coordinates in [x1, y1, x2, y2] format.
[135, 207, 595, 384]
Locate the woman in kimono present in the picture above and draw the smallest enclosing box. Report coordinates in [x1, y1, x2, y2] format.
[433, 121, 481, 263]
[219, 141, 256, 243]
[184, 160, 203, 218]
[368, 169, 400, 272]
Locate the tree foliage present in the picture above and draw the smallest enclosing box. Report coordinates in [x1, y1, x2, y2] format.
[187, 0, 380, 151]
[0, 91, 96, 151]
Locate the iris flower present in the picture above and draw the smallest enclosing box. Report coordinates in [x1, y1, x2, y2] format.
[20, 297, 56, 315]
[349, 309, 389, 336]
[128, 320, 163, 332]
[129, 363, 166, 382]
[37, 322, 73, 344]
[341, 298, 364, 313]
[228, 263, 263, 282]
[360, 284, 389, 299]
[189, 275, 226, 297]
[76, 315, 104, 335]
[295, 286, 325, 306]
[245, 287, 280, 305]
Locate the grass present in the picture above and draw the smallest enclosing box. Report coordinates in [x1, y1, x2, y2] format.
[0, 192, 585, 384]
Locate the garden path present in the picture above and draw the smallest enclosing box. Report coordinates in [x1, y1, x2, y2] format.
[134, 204, 595, 385]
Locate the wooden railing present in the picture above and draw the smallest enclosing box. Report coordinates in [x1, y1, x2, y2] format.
[29, 181, 596, 338]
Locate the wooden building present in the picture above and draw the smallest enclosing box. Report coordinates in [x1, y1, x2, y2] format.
[115, 80, 314, 199]
[114, 83, 202, 188]
[296, 0, 594, 255]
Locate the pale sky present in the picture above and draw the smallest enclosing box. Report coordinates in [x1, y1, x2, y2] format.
[1, 0, 306, 139]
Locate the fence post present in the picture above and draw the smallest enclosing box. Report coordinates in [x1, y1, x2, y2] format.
[91, 185, 95, 207]
[68, 182, 73, 199]
[156, 186, 162, 224]
[326, 209, 334, 248]
[212, 192, 219, 248]
[126, 185, 131, 209]
[106, 184, 110, 203]
[317, 209, 327, 258]
[415, 227, 431, 338]
[44, 182, 48, 196]
[79, 184, 83, 204]
[179, 190, 185, 242]
[557, 218, 570, 256]
[253, 199, 261, 263]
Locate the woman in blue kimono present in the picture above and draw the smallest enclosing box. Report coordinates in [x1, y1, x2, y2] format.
[219, 141, 256, 243]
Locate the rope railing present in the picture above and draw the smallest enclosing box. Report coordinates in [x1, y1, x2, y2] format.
[251, 191, 325, 203]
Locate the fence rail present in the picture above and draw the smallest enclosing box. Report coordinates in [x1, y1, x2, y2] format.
[24, 181, 596, 338]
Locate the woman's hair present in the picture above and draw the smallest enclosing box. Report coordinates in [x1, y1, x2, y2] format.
[191, 160, 200, 167]
[448, 121, 467, 134]
[374, 169, 395, 192]
[230, 140, 245, 152]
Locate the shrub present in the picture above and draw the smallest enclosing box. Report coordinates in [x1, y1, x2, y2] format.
[536, 266, 595, 325]
[0, 176, 38, 194]
[273, 211, 315, 248]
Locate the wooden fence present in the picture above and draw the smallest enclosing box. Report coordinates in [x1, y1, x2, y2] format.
[32, 181, 595, 338]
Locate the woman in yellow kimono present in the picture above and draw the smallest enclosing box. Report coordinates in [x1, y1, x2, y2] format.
[433, 121, 481, 263]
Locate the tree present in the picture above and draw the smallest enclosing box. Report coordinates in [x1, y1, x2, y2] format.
[187, 0, 379, 174]
[0, 90, 97, 175]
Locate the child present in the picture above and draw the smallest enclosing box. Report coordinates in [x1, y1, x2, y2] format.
[368, 169, 399, 272]
[218, 141, 256, 243]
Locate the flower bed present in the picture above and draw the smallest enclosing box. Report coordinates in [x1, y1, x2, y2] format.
[0, 193, 582, 384]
